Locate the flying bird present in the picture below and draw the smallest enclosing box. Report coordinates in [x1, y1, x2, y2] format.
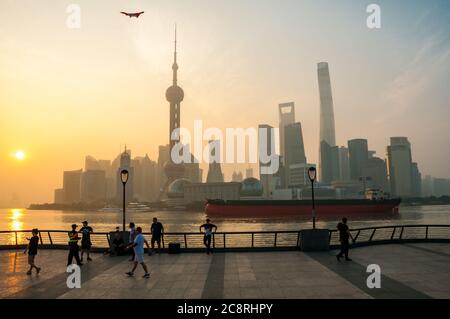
[120, 11, 144, 18]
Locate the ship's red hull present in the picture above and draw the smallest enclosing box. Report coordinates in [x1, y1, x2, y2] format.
[205, 199, 401, 217]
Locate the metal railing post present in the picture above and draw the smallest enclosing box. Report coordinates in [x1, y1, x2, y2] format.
[274, 232, 278, 247]
[399, 227, 404, 240]
[184, 234, 187, 248]
[48, 232, 53, 245]
[38, 231, 43, 245]
[426, 226, 429, 240]
[391, 227, 396, 240]
[223, 233, 226, 249]
[213, 233, 215, 249]
[369, 229, 376, 241]
[251, 233, 254, 248]
[15, 232, 18, 246]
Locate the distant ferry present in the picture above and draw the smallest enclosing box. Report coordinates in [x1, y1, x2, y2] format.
[98, 202, 154, 213]
[205, 196, 401, 217]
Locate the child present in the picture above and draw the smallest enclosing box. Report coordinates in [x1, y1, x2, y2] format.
[24, 228, 41, 275]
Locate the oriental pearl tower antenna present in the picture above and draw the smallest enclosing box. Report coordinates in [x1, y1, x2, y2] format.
[159, 25, 186, 201]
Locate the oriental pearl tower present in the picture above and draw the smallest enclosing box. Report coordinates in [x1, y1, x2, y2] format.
[162, 26, 186, 198]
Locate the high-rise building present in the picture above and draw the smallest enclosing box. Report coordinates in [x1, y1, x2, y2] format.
[317, 62, 337, 183]
[116, 147, 134, 204]
[258, 124, 276, 198]
[338, 146, 350, 180]
[348, 139, 369, 180]
[284, 122, 307, 166]
[287, 163, 316, 187]
[54, 189, 64, 204]
[63, 169, 82, 204]
[386, 137, 413, 197]
[319, 142, 337, 183]
[411, 162, 422, 197]
[206, 140, 224, 183]
[81, 170, 106, 203]
[361, 157, 389, 192]
[157, 144, 170, 192]
[278, 102, 295, 163]
[133, 155, 158, 202]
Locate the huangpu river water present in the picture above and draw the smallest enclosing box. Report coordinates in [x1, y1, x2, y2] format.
[1, 205, 450, 233]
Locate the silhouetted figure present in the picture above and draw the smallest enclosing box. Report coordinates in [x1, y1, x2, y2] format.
[150, 217, 164, 254]
[128, 222, 136, 261]
[80, 220, 93, 262]
[200, 218, 217, 254]
[68, 224, 83, 266]
[109, 227, 125, 256]
[336, 217, 355, 262]
[24, 228, 41, 275]
[126, 227, 150, 278]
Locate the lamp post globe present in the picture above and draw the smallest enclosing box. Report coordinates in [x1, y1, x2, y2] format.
[308, 167, 316, 182]
[121, 169, 129, 184]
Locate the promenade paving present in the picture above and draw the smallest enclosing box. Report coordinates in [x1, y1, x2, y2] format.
[1, 243, 449, 299]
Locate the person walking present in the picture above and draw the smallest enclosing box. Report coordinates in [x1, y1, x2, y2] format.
[80, 221, 93, 262]
[200, 218, 217, 254]
[24, 228, 41, 275]
[128, 222, 136, 261]
[126, 227, 150, 278]
[150, 217, 164, 255]
[68, 224, 83, 266]
[336, 217, 355, 262]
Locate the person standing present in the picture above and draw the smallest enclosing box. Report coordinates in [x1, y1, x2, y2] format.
[80, 221, 93, 262]
[68, 224, 83, 266]
[150, 217, 164, 254]
[336, 217, 355, 262]
[24, 228, 41, 275]
[128, 222, 136, 261]
[126, 227, 150, 278]
[200, 218, 217, 254]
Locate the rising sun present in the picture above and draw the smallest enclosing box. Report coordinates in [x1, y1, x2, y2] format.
[15, 150, 26, 160]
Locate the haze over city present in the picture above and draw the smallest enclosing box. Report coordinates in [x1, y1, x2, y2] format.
[1, 0, 449, 206]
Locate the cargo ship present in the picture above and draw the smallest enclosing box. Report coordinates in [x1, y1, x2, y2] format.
[205, 198, 401, 217]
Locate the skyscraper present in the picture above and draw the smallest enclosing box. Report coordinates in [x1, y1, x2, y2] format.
[63, 169, 82, 204]
[278, 102, 295, 164]
[386, 137, 413, 197]
[116, 147, 134, 204]
[318, 62, 337, 183]
[284, 122, 307, 166]
[163, 26, 185, 196]
[338, 146, 350, 180]
[81, 170, 106, 203]
[258, 124, 276, 198]
[411, 162, 422, 197]
[361, 157, 389, 192]
[348, 139, 369, 180]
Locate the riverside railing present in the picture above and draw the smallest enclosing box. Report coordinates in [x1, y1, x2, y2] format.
[0, 225, 449, 251]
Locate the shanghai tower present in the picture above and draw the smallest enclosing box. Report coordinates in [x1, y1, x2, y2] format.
[317, 62, 337, 183]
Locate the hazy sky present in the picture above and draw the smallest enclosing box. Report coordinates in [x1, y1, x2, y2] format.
[1, 0, 449, 206]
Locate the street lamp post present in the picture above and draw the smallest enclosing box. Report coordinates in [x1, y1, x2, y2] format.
[120, 169, 129, 231]
[308, 167, 317, 229]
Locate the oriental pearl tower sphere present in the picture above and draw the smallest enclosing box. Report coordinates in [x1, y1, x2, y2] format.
[164, 26, 185, 186]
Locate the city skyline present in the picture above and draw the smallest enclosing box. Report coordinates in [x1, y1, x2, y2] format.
[1, 0, 450, 205]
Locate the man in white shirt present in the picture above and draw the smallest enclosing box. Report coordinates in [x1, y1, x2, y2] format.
[126, 227, 150, 278]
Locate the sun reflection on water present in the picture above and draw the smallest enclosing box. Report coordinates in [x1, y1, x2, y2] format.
[6, 208, 25, 245]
